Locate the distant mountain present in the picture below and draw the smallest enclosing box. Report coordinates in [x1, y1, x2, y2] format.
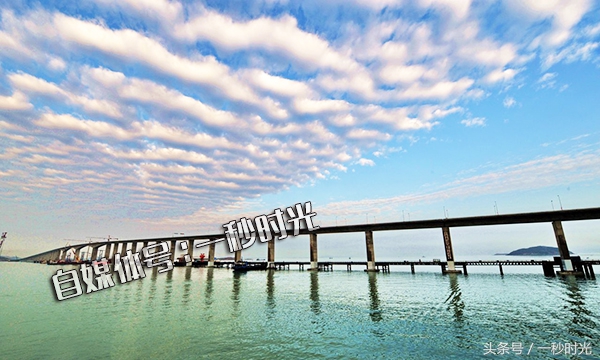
[497, 246, 574, 256]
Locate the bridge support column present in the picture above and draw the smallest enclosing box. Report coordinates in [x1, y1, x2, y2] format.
[552, 221, 582, 277]
[120, 243, 128, 256]
[542, 261, 556, 277]
[365, 230, 378, 272]
[90, 247, 99, 262]
[309, 233, 318, 270]
[442, 226, 462, 274]
[268, 239, 275, 268]
[106, 244, 115, 261]
[170, 241, 177, 261]
[234, 250, 242, 262]
[188, 240, 194, 261]
[208, 241, 216, 267]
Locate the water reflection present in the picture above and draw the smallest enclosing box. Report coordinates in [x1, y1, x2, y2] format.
[148, 267, 158, 305]
[367, 272, 382, 322]
[266, 269, 276, 318]
[182, 267, 192, 305]
[444, 274, 465, 323]
[310, 271, 321, 315]
[231, 271, 242, 316]
[204, 268, 214, 308]
[163, 267, 173, 307]
[561, 277, 597, 339]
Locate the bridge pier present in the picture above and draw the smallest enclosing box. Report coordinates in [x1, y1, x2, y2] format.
[90, 246, 100, 262]
[364, 230, 378, 272]
[170, 241, 176, 261]
[188, 240, 195, 261]
[542, 261, 556, 277]
[552, 221, 583, 277]
[442, 226, 462, 274]
[309, 233, 318, 270]
[104, 244, 112, 261]
[208, 241, 216, 267]
[583, 264, 590, 278]
[120, 243, 128, 257]
[268, 239, 275, 268]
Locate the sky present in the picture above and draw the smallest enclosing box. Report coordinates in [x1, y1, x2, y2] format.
[1, 0, 600, 259]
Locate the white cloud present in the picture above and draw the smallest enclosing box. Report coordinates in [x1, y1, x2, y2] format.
[9, 72, 123, 118]
[484, 68, 519, 84]
[243, 69, 314, 98]
[47, 57, 66, 71]
[293, 98, 351, 114]
[506, 0, 591, 48]
[395, 78, 474, 100]
[503, 96, 517, 108]
[461, 117, 486, 127]
[34, 112, 246, 151]
[85, 67, 246, 126]
[318, 149, 600, 217]
[0, 1, 597, 240]
[173, 11, 363, 75]
[544, 42, 599, 68]
[346, 128, 392, 141]
[97, 0, 183, 22]
[18, 12, 287, 119]
[538, 72, 557, 88]
[582, 23, 600, 37]
[0, 91, 32, 110]
[357, 158, 375, 166]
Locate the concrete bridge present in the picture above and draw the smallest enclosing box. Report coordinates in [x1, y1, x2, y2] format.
[20, 207, 600, 277]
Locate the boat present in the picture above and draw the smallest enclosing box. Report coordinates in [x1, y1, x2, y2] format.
[173, 256, 188, 267]
[233, 261, 268, 272]
[192, 259, 208, 267]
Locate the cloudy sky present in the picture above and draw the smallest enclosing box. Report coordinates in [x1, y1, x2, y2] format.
[1, 0, 600, 259]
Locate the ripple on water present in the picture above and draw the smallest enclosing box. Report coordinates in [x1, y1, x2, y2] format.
[1, 263, 599, 359]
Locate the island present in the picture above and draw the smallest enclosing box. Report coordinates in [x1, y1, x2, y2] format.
[495, 245, 574, 256]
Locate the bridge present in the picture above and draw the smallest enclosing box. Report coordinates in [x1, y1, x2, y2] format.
[20, 207, 600, 278]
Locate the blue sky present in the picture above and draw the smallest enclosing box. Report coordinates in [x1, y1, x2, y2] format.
[1, 0, 600, 259]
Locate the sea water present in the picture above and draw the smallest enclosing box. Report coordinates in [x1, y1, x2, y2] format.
[0, 262, 598, 359]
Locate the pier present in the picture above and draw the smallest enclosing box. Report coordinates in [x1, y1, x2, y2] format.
[20, 207, 600, 278]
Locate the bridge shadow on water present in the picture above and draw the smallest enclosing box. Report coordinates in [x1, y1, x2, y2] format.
[367, 272, 382, 322]
[266, 269, 275, 319]
[444, 274, 465, 324]
[561, 276, 598, 339]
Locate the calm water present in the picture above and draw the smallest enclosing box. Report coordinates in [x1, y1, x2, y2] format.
[1, 262, 598, 359]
